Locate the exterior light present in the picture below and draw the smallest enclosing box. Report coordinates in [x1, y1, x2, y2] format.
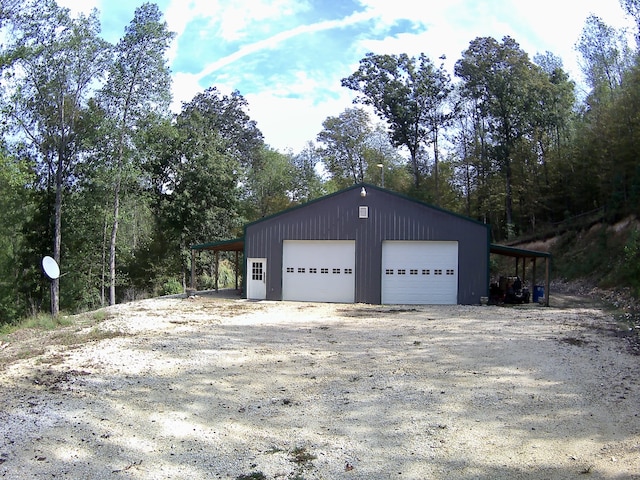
[360, 187, 367, 197]
[377, 164, 385, 188]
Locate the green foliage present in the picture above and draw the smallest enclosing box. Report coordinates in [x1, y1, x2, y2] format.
[0, 312, 73, 334]
[244, 147, 295, 219]
[197, 258, 239, 290]
[317, 107, 373, 186]
[342, 52, 453, 191]
[550, 222, 640, 297]
[622, 228, 640, 295]
[3, 5, 640, 321]
[161, 278, 183, 296]
[289, 142, 326, 203]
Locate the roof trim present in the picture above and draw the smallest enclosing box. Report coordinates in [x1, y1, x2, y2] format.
[490, 244, 551, 258]
[244, 182, 489, 230]
[191, 237, 245, 252]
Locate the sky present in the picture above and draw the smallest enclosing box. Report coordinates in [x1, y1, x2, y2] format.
[59, 0, 636, 154]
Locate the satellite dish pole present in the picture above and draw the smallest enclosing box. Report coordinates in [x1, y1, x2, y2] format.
[42, 256, 61, 316]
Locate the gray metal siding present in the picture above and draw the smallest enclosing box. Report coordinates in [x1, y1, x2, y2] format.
[245, 185, 489, 304]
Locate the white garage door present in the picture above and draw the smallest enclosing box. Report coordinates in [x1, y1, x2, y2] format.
[381, 241, 458, 304]
[283, 240, 355, 302]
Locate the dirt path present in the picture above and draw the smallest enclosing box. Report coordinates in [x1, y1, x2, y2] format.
[0, 292, 639, 479]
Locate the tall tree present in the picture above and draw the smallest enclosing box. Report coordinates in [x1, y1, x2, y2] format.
[0, 0, 19, 28]
[245, 147, 295, 219]
[620, 0, 640, 48]
[290, 142, 325, 203]
[576, 14, 632, 94]
[2, 1, 111, 314]
[341, 52, 452, 197]
[455, 36, 546, 238]
[99, 2, 174, 305]
[177, 87, 263, 168]
[317, 107, 373, 186]
[0, 149, 34, 322]
[146, 88, 264, 288]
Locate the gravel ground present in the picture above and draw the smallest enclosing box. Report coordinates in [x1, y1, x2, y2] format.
[0, 291, 639, 479]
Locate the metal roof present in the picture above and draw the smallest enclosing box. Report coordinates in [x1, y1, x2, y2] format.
[490, 244, 551, 258]
[190, 237, 244, 252]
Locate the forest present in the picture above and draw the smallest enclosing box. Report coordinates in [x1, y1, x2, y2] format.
[1, 0, 640, 323]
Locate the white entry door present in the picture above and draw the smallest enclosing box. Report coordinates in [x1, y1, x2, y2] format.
[381, 241, 458, 304]
[282, 240, 355, 302]
[247, 258, 267, 300]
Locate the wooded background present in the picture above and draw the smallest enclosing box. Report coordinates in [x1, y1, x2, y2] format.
[1, 0, 640, 322]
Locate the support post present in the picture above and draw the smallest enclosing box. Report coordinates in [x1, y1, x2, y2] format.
[544, 256, 551, 307]
[214, 250, 219, 292]
[235, 251, 239, 290]
[190, 249, 196, 291]
[532, 257, 537, 288]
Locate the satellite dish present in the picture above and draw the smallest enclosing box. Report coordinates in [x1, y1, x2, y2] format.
[42, 256, 60, 280]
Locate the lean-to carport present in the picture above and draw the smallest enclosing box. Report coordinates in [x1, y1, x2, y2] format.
[490, 244, 551, 306]
[189, 238, 244, 293]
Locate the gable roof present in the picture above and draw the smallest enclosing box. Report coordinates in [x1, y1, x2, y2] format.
[244, 182, 488, 230]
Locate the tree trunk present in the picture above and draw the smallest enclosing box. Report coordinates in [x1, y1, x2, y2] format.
[505, 157, 514, 237]
[432, 126, 440, 206]
[51, 150, 63, 316]
[109, 136, 125, 306]
[409, 147, 420, 189]
[109, 172, 121, 306]
[101, 210, 108, 307]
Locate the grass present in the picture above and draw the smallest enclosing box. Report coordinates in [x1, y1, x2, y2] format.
[235, 473, 266, 480]
[289, 446, 317, 467]
[0, 312, 72, 336]
[0, 308, 124, 368]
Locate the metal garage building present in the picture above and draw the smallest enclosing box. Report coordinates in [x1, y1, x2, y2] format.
[241, 184, 489, 305]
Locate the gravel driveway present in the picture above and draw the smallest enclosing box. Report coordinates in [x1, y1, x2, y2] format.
[0, 291, 639, 479]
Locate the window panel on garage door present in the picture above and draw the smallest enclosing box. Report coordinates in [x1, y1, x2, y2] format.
[382, 241, 458, 304]
[282, 240, 355, 303]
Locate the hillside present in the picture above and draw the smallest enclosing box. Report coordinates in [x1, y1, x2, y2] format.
[511, 215, 640, 312]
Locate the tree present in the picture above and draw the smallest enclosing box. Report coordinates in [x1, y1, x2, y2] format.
[2, 1, 111, 314]
[317, 107, 373, 187]
[145, 88, 264, 289]
[0, 149, 34, 323]
[289, 142, 325, 203]
[99, 2, 174, 305]
[576, 14, 632, 94]
[176, 86, 263, 168]
[0, 0, 20, 28]
[245, 147, 295, 219]
[341, 52, 452, 197]
[455, 36, 547, 238]
[620, 0, 640, 48]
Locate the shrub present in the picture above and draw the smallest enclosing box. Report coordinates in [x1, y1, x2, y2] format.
[161, 278, 183, 295]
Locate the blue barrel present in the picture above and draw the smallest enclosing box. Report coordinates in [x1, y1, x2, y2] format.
[533, 285, 545, 303]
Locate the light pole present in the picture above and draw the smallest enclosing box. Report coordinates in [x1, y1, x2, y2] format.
[377, 163, 384, 188]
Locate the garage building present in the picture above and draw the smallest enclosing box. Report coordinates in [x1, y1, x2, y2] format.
[241, 184, 489, 305]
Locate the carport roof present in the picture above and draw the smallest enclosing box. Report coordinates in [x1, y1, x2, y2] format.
[490, 244, 551, 258]
[191, 237, 244, 252]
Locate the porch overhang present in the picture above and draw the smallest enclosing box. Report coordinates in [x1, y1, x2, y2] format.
[490, 243, 551, 306]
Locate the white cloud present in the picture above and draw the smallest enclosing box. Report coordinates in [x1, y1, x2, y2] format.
[192, 9, 377, 82]
[246, 90, 357, 153]
[170, 72, 207, 112]
[56, 0, 100, 16]
[57, 0, 640, 154]
[164, 0, 308, 42]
